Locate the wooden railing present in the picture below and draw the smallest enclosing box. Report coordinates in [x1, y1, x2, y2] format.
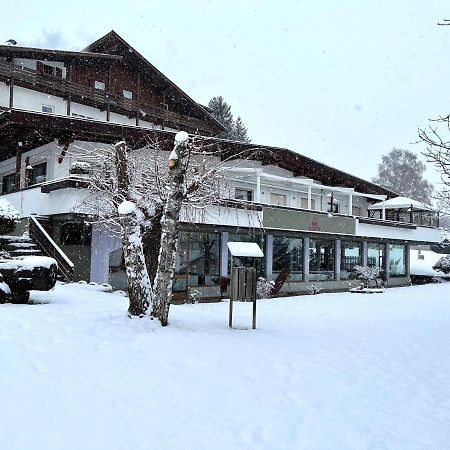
[0, 59, 212, 133]
[28, 215, 74, 282]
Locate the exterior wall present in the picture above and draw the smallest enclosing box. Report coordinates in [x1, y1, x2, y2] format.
[1, 187, 89, 218]
[0, 80, 9, 107]
[11, 85, 66, 114]
[356, 221, 441, 243]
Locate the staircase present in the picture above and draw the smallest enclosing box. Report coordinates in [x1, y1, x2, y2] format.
[28, 215, 74, 282]
[0, 216, 75, 283]
[0, 235, 43, 258]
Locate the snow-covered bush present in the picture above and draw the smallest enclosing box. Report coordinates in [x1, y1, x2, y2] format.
[307, 282, 323, 295]
[354, 265, 381, 288]
[257, 277, 275, 299]
[187, 288, 202, 304]
[0, 198, 19, 234]
[433, 254, 450, 274]
[69, 161, 91, 175]
[0, 249, 12, 260]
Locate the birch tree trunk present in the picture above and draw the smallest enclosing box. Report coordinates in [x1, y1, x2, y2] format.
[115, 141, 154, 317]
[119, 204, 154, 317]
[152, 132, 189, 326]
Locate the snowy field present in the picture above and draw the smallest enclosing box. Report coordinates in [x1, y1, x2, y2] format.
[1, 283, 450, 450]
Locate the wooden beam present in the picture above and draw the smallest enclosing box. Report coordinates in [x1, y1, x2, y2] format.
[66, 65, 72, 116]
[14, 145, 22, 191]
[136, 73, 140, 126]
[9, 77, 14, 108]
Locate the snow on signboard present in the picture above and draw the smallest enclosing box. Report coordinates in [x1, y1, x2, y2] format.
[227, 242, 264, 257]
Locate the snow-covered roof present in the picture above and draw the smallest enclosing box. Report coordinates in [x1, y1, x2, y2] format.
[227, 242, 264, 257]
[368, 196, 435, 212]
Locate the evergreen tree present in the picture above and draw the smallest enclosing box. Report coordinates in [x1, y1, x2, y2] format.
[208, 96, 251, 142]
[231, 116, 251, 143]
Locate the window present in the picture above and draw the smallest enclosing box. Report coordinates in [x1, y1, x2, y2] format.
[43, 64, 56, 76]
[389, 244, 406, 276]
[270, 193, 287, 206]
[235, 188, 253, 202]
[340, 241, 362, 279]
[309, 238, 335, 281]
[174, 232, 220, 290]
[94, 80, 106, 90]
[30, 162, 47, 185]
[123, 89, 133, 99]
[37, 62, 63, 78]
[368, 242, 384, 268]
[41, 105, 54, 113]
[299, 197, 316, 210]
[2, 173, 15, 194]
[273, 236, 303, 282]
[352, 206, 362, 216]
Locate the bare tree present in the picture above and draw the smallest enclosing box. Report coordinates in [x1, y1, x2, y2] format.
[372, 148, 434, 204]
[75, 132, 257, 324]
[419, 118, 450, 213]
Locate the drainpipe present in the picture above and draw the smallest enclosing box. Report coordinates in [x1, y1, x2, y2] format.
[348, 194, 353, 215]
[307, 186, 312, 210]
[382, 199, 386, 220]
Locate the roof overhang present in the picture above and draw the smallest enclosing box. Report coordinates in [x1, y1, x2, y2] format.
[0, 109, 396, 198]
[0, 45, 122, 65]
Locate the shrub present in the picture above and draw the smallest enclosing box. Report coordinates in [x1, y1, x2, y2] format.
[0, 198, 19, 235]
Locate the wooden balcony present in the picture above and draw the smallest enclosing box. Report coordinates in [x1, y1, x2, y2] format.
[0, 60, 214, 134]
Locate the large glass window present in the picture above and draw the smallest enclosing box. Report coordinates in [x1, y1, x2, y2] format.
[174, 232, 220, 291]
[309, 238, 335, 281]
[340, 241, 362, 280]
[389, 244, 406, 276]
[273, 236, 303, 282]
[368, 242, 384, 269]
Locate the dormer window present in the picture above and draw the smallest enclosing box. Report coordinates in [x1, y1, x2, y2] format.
[123, 89, 133, 99]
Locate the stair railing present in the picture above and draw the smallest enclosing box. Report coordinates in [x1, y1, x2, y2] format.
[28, 215, 74, 282]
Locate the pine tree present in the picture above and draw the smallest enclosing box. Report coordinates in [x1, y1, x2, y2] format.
[208, 96, 234, 136]
[208, 96, 251, 142]
[231, 116, 250, 143]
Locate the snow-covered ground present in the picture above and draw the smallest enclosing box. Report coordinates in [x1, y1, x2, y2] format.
[1, 282, 450, 450]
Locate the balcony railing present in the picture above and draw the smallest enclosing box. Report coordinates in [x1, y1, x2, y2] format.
[0, 59, 212, 133]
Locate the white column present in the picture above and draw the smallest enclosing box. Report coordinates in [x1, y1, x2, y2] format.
[382, 199, 386, 220]
[303, 237, 310, 282]
[362, 241, 368, 266]
[348, 194, 353, 216]
[256, 173, 261, 202]
[384, 243, 390, 286]
[307, 186, 312, 210]
[90, 224, 122, 284]
[220, 231, 229, 277]
[265, 234, 273, 279]
[335, 239, 341, 281]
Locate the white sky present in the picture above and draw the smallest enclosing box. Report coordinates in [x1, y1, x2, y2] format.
[2, 0, 450, 189]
